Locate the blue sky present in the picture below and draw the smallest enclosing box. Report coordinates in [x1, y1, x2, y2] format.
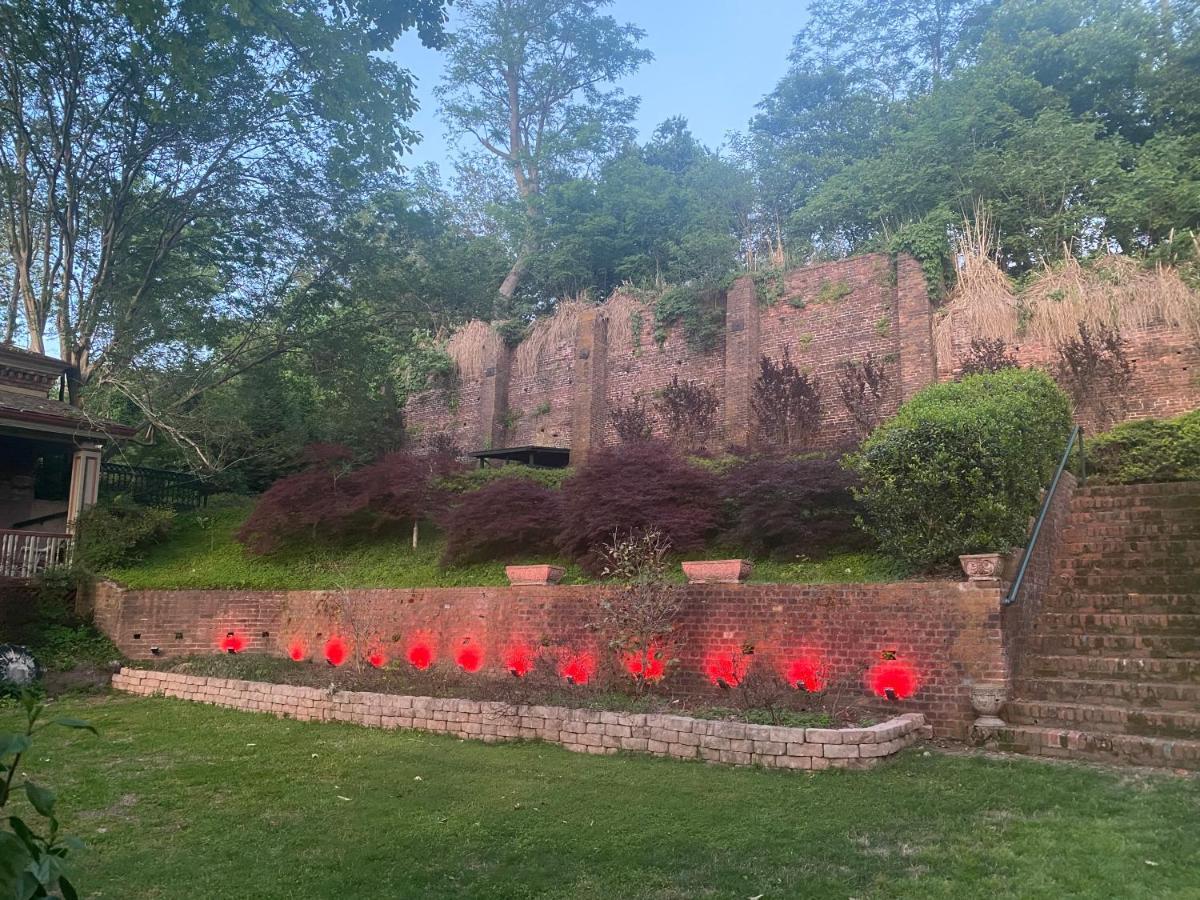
[390, 0, 810, 170]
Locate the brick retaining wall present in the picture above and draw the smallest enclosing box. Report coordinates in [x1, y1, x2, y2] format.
[111, 667, 927, 771]
[90, 579, 1007, 739]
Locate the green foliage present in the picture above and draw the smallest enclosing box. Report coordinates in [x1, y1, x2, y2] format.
[1087, 411, 1200, 485]
[74, 498, 174, 574]
[652, 280, 729, 351]
[848, 368, 1072, 568]
[0, 692, 96, 899]
[495, 319, 529, 348]
[396, 329, 457, 395]
[437, 465, 572, 494]
[751, 267, 787, 305]
[886, 216, 953, 298]
[25, 625, 121, 675]
[814, 279, 853, 304]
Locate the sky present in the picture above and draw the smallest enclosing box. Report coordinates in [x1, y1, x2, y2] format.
[390, 0, 810, 171]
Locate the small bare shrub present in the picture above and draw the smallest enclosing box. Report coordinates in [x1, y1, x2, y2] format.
[835, 354, 890, 438]
[610, 394, 654, 443]
[751, 348, 822, 448]
[1054, 322, 1135, 428]
[959, 337, 1018, 376]
[656, 376, 719, 452]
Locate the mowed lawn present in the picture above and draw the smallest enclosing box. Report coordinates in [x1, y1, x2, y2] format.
[4, 695, 1199, 899]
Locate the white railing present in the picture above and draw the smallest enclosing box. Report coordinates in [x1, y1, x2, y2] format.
[0, 529, 73, 579]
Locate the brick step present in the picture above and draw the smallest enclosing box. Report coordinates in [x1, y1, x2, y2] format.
[1028, 632, 1200, 657]
[1060, 539, 1200, 556]
[1005, 700, 1200, 738]
[1063, 523, 1200, 541]
[1025, 655, 1200, 682]
[1033, 612, 1200, 635]
[1014, 677, 1200, 709]
[1064, 509, 1200, 527]
[976, 724, 1200, 769]
[1070, 494, 1200, 512]
[1058, 557, 1200, 578]
[1061, 574, 1200, 594]
[1044, 592, 1200, 614]
[1076, 482, 1200, 499]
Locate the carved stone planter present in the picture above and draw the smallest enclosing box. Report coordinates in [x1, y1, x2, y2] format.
[970, 681, 1008, 729]
[682, 559, 753, 584]
[505, 565, 565, 586]
[958, 550, 1021, 587]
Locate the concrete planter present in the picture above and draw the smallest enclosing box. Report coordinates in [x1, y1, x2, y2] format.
[958, 550, 1021, 586]
[681, 559, 753, 584]
[969, 681, 1008, 729]
[505, 565, 565, 586]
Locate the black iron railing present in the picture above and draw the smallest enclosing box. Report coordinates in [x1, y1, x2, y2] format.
[99, 463, 210, 510]
[1003, 425, 1086, 607]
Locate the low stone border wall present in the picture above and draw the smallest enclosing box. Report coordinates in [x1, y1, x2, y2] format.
[112, 668, 927, 771]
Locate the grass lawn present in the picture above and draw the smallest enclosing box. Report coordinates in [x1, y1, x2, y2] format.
[4, 695, 1199, 899]
[106, 499, 908, 590]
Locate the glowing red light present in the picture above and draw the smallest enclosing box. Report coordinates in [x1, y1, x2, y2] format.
[868, 660, 918, 700]
[785, 656, 826, 693]
[504, 644, 535, 677]
[407, 641, 434, 671]
[705, 651, 749, 688]
[559, 652, 595, 685]
[367, 649, 387, 668]
[622, 645, 667, 682]
[219, 632, 246, 654]
[456, 643, 483, 673]
[287, 639, 306, 662]
[324, 636, 348, 667]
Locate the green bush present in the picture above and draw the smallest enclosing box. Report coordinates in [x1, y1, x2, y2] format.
[436, 464, 571, 494]
[1086, 410, 1200, 484]
[847, 368, 1072, 568]
[75, 497, 175, 573]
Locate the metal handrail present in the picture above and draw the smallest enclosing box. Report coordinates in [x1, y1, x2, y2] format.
[1003, 425, 1086, 607]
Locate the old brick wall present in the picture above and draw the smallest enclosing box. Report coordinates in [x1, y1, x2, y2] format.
[94, 579, 1005, 738]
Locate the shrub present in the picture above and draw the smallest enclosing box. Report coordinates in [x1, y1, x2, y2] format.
[75, 497, 174, 573]
[721, 456, 867, 559]
[751, 349, 822, 448]
[959, 337, 1018, 376]
[656, 376, 719, 452]
[835, 354, 890, 438]
[557, 442, 721, 573]
[437, 465, 571, 494]
[440, 478, 561, 565]
[1054, 322, 1134, 428]
[609, 394, 654, 443]
[1087, 410, 1200, 484]
[847, 368, 1072, 568]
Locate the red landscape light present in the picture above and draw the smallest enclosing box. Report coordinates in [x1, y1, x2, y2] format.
[367, 649, 387, 668]
[504, 644, 535, 677]
[324, 636, 348, 667]
[559, 651, 595, 685]
[622, 645, 666, 682]
[785, 655, 826, 693]
[407, 637, 435, 671]
[220, 632, 246, 654]
[456, 643, 483, 673]
[868, 659, 918, 700]
[287, 639, 306, 662]
[704, 650, 749, 689]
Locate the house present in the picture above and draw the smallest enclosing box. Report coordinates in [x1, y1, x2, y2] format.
[0, 344, 134, 579]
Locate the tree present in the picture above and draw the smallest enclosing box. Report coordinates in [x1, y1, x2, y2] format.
[0, 0, 449, 401]
[436, 0, 651, 308]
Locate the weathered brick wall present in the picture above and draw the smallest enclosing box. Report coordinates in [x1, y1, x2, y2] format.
[112, 667, 927, 770]
[94, 579, 1005, 738]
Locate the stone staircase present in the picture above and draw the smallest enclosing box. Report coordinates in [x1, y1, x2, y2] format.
[987, 482, 1200, 769]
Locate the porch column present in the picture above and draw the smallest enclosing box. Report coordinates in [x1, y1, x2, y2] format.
[66, 442, 102, 532]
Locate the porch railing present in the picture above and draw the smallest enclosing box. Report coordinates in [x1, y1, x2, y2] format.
[0, 529, 73, 580]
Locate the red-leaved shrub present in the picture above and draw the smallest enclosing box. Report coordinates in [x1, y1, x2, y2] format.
[557, 442, 721, 572]
[439, 477, 561, 565]
[720, 455, 867, 559]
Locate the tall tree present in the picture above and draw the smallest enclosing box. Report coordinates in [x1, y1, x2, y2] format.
[436, 0, 651, 308]
[0, 0, 449, 400]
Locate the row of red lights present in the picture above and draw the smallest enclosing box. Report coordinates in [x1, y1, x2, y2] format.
[219, 632, 918, 699]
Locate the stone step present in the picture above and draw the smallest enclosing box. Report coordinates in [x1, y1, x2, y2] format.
[976, 724, 1200, 769]
[1005, 700, 1200, 738]
[1034, 612, 1200, 635]
[1014, 677, 1200, 709]
[1024, 655, 1200, 683]
[1044, 592, 1200, 614]
[1028, 632, 1200, 657]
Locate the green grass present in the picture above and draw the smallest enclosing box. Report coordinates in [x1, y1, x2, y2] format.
[4, 694, 1199, 898]
[106, 500, 907, 590]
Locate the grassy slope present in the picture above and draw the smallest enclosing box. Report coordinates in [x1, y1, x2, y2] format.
[106, 500, 906, 590]
[5, 694, 1199, 899]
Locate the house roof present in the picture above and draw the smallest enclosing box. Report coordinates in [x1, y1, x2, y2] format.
[0, 387, 136, 441]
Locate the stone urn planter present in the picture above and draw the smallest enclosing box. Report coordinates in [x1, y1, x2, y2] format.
[958, 549, 1022, 586]
[970, 682, 1008, 729]
[505, 565, 565, 586]
[681, 559, 753, 584]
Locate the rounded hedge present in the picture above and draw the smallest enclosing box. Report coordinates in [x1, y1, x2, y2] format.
[1087, 410, 1200, 484]
[847, 368, 1072, 568]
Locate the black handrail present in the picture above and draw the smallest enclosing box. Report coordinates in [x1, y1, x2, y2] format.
[1003, 425, 1086, 607]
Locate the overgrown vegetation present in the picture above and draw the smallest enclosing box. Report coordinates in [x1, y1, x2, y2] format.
[440, 478, 561, 566]
[751, 349, 822, 448]
[1054, 322, 1135, 428]
[656, 376, 719, 452]
[652, 280, 728, 351]
[959, 337, 1019, 376]
[608, 394, 654, 443]
[849, 369, 1072, 568]
[75, 498, 174, 574]
[1087, 410, 1200, 485]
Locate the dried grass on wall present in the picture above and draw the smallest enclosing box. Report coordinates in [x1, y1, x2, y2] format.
[446, 320, 499, 380]
[513, 298, 586, 378]
[599, 290, 651, 354]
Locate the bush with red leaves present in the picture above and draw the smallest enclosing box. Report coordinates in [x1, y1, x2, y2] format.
[237, 445, 460, 555]
[720, 455, 868, 559]
[557, 442, 721, 573]
[439, 476, 561, 565]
